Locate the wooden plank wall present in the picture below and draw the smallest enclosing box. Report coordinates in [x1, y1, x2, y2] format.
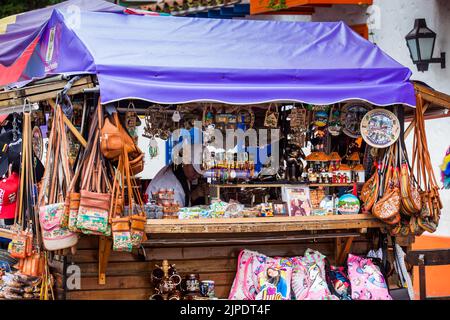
[52, 233, 376, 300]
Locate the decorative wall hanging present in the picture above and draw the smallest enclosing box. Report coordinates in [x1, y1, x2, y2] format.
[340, 102, 372, 138]
[143, 105, 172, 141]
[360, 109, 400, 148]
[236, 106, 255, 130]
[327, 107, 342, 136]
[125, 102, 141, 144]
[289, 106, 307, 147]
[32, 126, 43, 162]
[264, 103, 279, 128]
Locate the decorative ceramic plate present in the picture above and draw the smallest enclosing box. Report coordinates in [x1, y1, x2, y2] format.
[32, 126, 43, 161]
[340, 102, 372, 138]
[360, 109, 400, 148]
[337, 194, 360, 215]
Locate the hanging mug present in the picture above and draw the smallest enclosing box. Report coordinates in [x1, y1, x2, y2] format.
[151, 267, 164, 285]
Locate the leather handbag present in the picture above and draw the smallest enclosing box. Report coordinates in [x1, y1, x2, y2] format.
[77, 106, 112, 236]
[77, 134, 112, 235]
[411, 95, 442, 230]
[399, 163, 421, 216]
[372, 146, 401, 225]
[38, 105, 78, 251]
[100, 115, 124, 160]
[396, 107, 421, 217]
[124, 151, 147, 247]
[373, 186, 401, 225]
[110, 155, 132, 252]
[129, 152, 145, 175]
[361, 166, 379, 211]
[68, 112, 99, 233]
[100, 106, 144, 175]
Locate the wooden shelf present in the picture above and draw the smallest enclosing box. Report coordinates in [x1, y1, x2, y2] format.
[145, 214, 383, 234]
[213, 183, 358, 188]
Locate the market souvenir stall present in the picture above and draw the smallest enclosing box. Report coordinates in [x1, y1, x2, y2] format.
[0, 3, 444, 300]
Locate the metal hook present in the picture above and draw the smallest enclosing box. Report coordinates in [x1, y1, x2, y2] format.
[23, 98, 31, 114]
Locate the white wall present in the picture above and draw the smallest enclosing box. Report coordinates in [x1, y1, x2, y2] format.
[135, 116, 167, 180]
[313, 0, 450, 237]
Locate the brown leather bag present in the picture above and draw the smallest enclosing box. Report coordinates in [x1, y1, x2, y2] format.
[100, 116, 124, 160]
[372, 146, 401, 225]
[129, 152, 145, 175]
[361, 168, 379, 211]
[373, 187, 401, 225]
[413, 95, 442, 227]
[100, 109, 144, 176]
[77, 108, 112, 235]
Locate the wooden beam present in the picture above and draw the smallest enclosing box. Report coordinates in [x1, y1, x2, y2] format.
[98, 236, 112, 285]
[0, 77, 94, 109]
[145, 214, 384, 234]
[335, 238, 342, 264]
[418, 254, 426, 300]
[47, 99, 87, 148]
[414, 83, 450, 110]
[337, 236, 354, 265]
[145, 232, 361, 247]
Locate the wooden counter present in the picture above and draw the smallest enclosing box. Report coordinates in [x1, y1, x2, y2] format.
[145, 214, 383, 234]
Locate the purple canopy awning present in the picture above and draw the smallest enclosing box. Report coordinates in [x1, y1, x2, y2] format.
[0, 0, 123, 67]
[10, 9, 416, 106]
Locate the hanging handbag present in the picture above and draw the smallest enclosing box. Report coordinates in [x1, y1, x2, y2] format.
[38, 106, 78, 251]
[77, 106, 112, 236]
[397, 106, 421, 217]
[372, 146, 401, 225]
[361, 165, 379, 211]
[68, 109, 99, 232]
[100, 115, 124, 160]
[124, 151, 147, 247]
[129, 152, 145, 175]
[110, 156, 132, 252]
[412, 95, 442, 230]
[264, 103, 279, 128]
[8, 231, 29, 259]
[77, 132, 112, 235]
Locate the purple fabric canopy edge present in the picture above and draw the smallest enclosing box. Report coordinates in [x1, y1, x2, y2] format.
[0, 0, 123, 67]
[26, 9, 416, 106]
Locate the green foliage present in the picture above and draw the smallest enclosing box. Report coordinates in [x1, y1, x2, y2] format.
[1, 0, 64, 19]
[259, 0, 288, 11]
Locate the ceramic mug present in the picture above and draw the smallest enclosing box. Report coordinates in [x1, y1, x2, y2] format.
[151, 267, 164, 285]
[200, 280, 215, 298]
[181, 274, 200, 293]
[170, 274, 182, 286]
